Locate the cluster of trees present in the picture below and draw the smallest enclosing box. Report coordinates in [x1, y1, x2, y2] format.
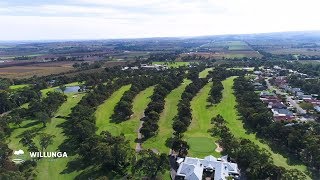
[0, 92, 66, 179]
[209, 115, 307, 179]
[233, 76, 273, 130]
[140, 71, 184, 139]
[28, 92, 67, 127]
[234, 76, 320, 176]
[173, 69, 207, 135]
[77, 131, 169, 179]
[180, 54, 215, 61]
[0, 87, 41, 114]
[0, 79, 11, 90]
[288, 75, 320, 96]
[72, 61, 103, 70]
[207, 80, 223, 105]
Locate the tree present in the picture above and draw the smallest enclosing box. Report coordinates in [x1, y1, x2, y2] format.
[281, 169, 307, 180]
[134, 150, 169, 179]
[59, 85, 67, 94]
[39, 133, 55, 152]
[35, 112, 50, 127]
[10, 115, 23, 127]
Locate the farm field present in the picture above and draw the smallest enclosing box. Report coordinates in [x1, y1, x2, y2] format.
[143, 79, 191, 153]
[0, 61, 74, 79]
[214, 77, 309, 177]
[185, 82, 220, 157]
[152, 61, 190, 67]
[95, 85, 154, 148]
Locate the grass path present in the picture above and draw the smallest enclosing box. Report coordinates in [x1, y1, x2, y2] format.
[34, 93, 86, 180]
[184, 82, 220, 158]
[216, 77, 309, 177]
[199, 68, 213, 78]
[143, 79, 191, 153]
[95, 85, 154, 148]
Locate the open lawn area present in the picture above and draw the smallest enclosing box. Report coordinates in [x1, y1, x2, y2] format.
[215, 77, 309, 177]
[185, 82, 220, 158]
[143, 79, 191, 153]
[199, 68, 212, 78]
[95, 85, 154, 148]
[152, 61, 190, 68]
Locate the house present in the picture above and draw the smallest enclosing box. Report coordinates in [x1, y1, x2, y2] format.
[174, 155, 240, 180]
[260, 91, 276, 98]
[315, 106, 320, 113]
[268, 102, 287, 109]
[253, 71, 262, 75]
[272, 108, 295, 121]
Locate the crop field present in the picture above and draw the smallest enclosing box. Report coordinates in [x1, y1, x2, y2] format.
[268, 48, 320, 56]
[213, 77, 309, 176]
[0, 61, 74, 79]
[181, 51, 262, 59]
[143, 79, 191, 153]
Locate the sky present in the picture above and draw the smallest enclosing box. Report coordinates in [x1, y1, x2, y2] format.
[0, 0, 319, 40]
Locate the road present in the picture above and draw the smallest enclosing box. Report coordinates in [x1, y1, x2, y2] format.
[265, 78, 306, 115]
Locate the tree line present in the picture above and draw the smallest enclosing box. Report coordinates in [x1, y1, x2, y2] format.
[172, 67, 207, 135]
[111, 75, 159, 123]
[140, 70, 184, 139]
[209, 114, 307, 179]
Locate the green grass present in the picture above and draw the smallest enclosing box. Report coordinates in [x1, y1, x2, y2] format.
[95, 85, 154, 148]
[34, 93, 86, 180]
[199, 68, 213, 78]
[9, 84, 29, 90]
[214, 77, 310, 177]
[152, 61, 190, 68]
[185, 82, 220, 158]
[7, 92, 86, 180]
[143, 79, 191, 153]
[187, 137, 216, 155]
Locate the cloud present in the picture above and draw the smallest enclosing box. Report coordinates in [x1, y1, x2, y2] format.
[0, 0, 319, 40]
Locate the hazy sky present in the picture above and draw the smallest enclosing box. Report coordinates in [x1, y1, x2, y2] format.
[0, 0, 319, 40]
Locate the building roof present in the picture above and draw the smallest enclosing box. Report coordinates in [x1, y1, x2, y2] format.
[272, 108, 294, 116]
[315, 106, 320, 112]
[175, 155, 240, 180]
